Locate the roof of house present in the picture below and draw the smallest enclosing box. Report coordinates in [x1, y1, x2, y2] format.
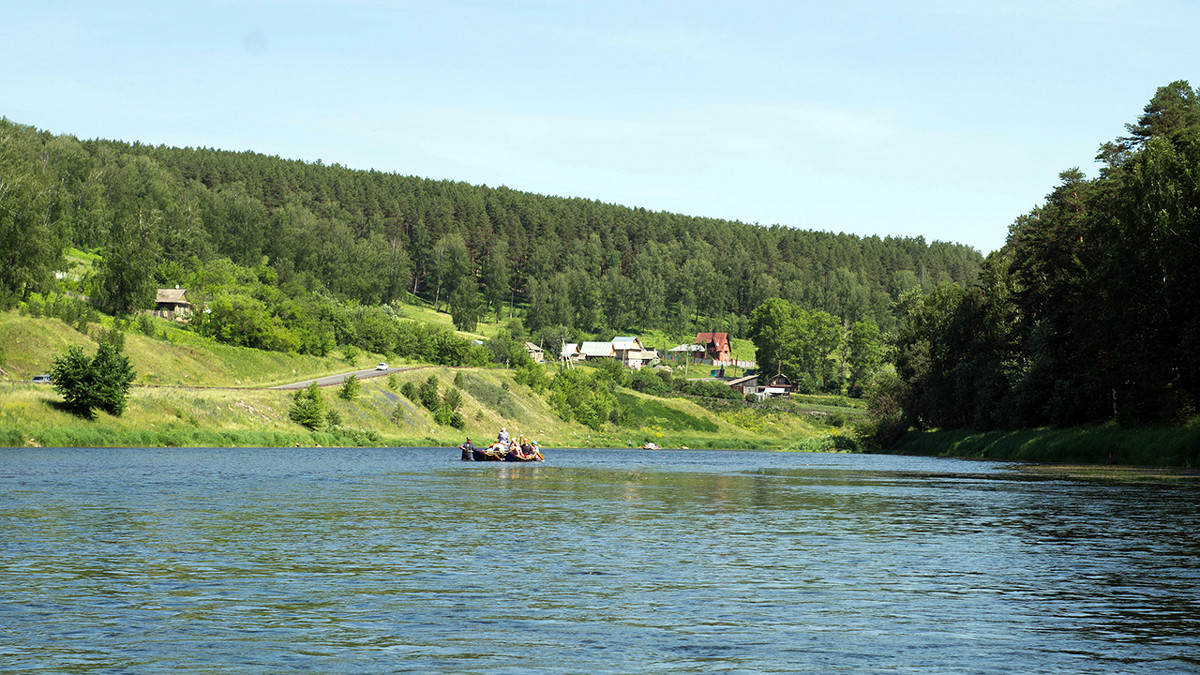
[580, 341, 614, 357]
[156, 288, 190, 305]
[695, 332, 730, 351]
[561, 342, 580, 355]
[612, 336, 642, 348]
[727, 375, 758, 386]
[524, 341, 544, 353]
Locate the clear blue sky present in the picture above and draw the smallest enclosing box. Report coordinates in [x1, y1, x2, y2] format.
[2, 1, 1195, 254]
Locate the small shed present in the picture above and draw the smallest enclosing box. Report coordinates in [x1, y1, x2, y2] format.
[524, 342, 545, 363]
[561, 343, 582, 362]
[727, 374, 759, 395]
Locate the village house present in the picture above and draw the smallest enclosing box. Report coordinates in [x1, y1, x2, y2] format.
[666, 343, 706, 364]
[762, 374, 795, 398]
[560, 343, 582, 362]
[579, 341, 614, 361]
[611, 336, 657, 369]
[694, 332, 732, 364]
[153, 288, 193, 322]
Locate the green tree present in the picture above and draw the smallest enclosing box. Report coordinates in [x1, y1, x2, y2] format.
[50, 338, 136, 420]
[289, 382, 325, 430]
[481, 235, 510, 320]
[338, 373, 361, 401]
[847, 318, 885, 397]
[419, 374, 440, 411]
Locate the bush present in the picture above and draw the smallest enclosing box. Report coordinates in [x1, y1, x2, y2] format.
[514, 362, 550, 392]
[338, 373, 361, 401]
[50, 338, 137, 420]
[401, 381, 417, 401]
[326, 408, 343, 428]
[419, 375, 440, 411]
[444, 387, 463, 412]
[450, 410, 466, 429]
[387, 373, 398, 391]
[289, 382, 325, 430]
[631, 367, 671, 396]
[137, 314, 157, 337]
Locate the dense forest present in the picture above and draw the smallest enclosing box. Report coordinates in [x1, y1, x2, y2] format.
[874, 81, 1200, 439]
[0, 113, 980, 351]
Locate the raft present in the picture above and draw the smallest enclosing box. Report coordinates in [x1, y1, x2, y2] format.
[462, 443, 544, 462]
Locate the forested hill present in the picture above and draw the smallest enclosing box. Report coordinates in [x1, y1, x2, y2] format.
[0, 116, 981, 335]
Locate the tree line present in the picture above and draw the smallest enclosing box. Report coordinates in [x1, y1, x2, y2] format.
[874, 81, 1200, 441]
[0, 114, 981, 348]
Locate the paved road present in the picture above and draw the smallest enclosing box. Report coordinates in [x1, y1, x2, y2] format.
[269, 366, 421, 390]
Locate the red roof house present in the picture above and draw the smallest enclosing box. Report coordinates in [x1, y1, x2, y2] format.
[694, 332, 732, 363]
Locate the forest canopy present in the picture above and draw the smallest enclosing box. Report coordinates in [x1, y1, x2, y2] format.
[0, 113, 981, 346]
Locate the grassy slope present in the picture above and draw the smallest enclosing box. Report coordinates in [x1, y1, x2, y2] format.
[0, 310, 837, 449]
[890, 427, 1200, 468]
[0, 312, 387, 387]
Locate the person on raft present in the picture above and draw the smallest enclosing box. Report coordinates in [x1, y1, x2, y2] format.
[459, 437, 476, 461]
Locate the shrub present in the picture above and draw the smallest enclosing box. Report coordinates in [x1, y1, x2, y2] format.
[450, 410, 466, 430]
[401, 381, 417, 401]
[630, 367, 671, 396]
[444, 387, 463, 412]
[137, 314, 157, 337]
[289, 382, 324, 430]
[50, 338, 136, 420]
[419, 375, 440, 411]
[514, 362, 550, 392]
[338, 373, 361, 401]
[326, 408, 343, 428]
[387, 373, 399, 391]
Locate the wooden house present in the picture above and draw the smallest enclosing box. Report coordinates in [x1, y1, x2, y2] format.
[727, 374, 759, 395]
[524, 342, 545, 363]
[154, 288, 193, 322]
[694, 332, 732, 364]
[579, 341, 614, 361]
[560, 343, 582, 362]
[612, 336, 652, 369]
[762, 374, 795, 398]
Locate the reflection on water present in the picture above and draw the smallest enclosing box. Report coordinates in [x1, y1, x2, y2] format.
[2, 447, 1198, 673]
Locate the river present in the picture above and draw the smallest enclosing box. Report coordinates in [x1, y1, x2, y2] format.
[1, 447, 1197, 673]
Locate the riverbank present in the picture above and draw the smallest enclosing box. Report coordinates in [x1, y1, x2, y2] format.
[888, 426, 1200, 468]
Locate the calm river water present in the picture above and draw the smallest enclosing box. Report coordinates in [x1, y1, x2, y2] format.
[1, 447, 1198, 673]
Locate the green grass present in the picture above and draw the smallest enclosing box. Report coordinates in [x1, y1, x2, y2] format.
[615, 391, 718, 432]
[0, 310, 388, 387]
[891, 426, 1200, 467]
